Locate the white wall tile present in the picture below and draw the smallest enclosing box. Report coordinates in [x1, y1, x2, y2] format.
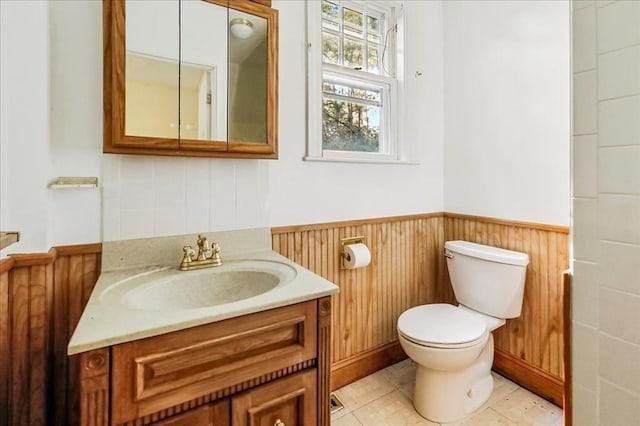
[599, 146, 640, 194]
[596, 0, 616, 8]
[599, 379, 640, 426]
[154, 208, 186, 237]
[572, 323, 599, 390]
[573, 5, 597, 72]
[102, 196, 120, 242]
[599, 333, 640, 394]
[598, 241, 640, 295]
[209, 159, 237, 231]
[599, 95, 640, 147]
[154, 176, 186, 209]
[120, 155, 154, 182]
[574, 261, 600, 327]
[572, 385, 598, 426]
[235, 160, 267, 229]
[573, 135, 598, 197]
[120, 180, 154, 211]
[573, 71, 598, 134]
[598, 45, 640, 100]
[120, 208, 155, 240]
[597, 0, 640, 53]
[599, 287, 640, 344]
[598, 194, 640, 244]
[573, 197, 599, 261]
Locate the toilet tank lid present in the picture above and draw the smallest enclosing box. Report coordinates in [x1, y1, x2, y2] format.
[445, 241, 529, 266]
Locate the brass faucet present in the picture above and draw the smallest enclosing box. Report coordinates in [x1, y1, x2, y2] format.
[179, 235, 223, 271]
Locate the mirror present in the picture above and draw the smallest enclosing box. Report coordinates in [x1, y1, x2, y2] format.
[103, 0, 278, 158]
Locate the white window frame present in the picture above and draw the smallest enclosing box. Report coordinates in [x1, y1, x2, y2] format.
[305, 0, 406, 163]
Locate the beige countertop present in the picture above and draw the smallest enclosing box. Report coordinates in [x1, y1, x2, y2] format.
[67, 230, 339, 355]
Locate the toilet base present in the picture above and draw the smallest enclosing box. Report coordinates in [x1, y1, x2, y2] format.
[413, 335, 495, 423]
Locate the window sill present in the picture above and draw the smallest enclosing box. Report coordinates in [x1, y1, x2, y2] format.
[303, 156, 420, 165]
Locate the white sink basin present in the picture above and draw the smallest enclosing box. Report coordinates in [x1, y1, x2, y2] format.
[100, 260, 297, 311]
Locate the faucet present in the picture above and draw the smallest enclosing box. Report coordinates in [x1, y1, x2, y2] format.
[179, 234, 223, 270]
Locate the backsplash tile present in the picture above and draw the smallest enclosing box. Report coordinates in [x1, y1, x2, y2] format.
[102, 155, 268, 241]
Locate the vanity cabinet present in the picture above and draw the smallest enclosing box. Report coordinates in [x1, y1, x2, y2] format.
[78, 298, 332, 426]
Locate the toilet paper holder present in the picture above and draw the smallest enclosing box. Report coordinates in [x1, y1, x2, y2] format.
[340, 236, 366, 268]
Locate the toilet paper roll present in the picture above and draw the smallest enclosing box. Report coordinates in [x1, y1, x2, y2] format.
[343, 243, 371, 269]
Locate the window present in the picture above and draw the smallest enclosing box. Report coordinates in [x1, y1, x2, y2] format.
[307, 0, 405, 162]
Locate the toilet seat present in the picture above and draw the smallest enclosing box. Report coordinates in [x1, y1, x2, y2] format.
[398, 304, 488, 349]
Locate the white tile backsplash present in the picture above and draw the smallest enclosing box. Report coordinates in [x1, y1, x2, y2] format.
[597, 0, 640, 54]
[573, 5, 597, 73]
[598, 146, 640, 194]
[598, 45, 640, 100]
[573, 70, 598, 134]
[598, 95, 640, 147]
[102, 154, 267, 241]
[573, 135, 598, 197]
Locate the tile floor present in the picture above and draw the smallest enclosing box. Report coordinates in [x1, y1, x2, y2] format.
[331, 359, 563, 425]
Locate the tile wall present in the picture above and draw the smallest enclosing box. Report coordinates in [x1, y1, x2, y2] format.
[571, 0, 640, 424]
[101, 155, 269, 241]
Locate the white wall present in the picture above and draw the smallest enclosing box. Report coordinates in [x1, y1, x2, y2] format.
[268, 0, 444, 227]
[443, 0, 571, 226]
[0, 1, 53, 255]
[571, 1, 640, 424]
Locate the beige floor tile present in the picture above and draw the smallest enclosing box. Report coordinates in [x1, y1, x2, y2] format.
[448, 407, 513, 425]
[331, 405, 351, 422]
[331, 412, 363, 426]
[490, 387, 563, 425]
[380, 359, 417, 398]
[334, 370, 397, 412]
[352, 389, 438, 426]
[485, 372, 520, 407]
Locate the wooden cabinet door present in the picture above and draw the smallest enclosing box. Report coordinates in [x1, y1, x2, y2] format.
[231, 370, 316, 426]
[152, 400, 230, 426]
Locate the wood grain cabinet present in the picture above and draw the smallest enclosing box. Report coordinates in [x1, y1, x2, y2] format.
[79, 298, 332, 426]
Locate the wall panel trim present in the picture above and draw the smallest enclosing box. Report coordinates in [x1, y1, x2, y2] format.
[331, 342, 407, 391]
[444, 212, 569, 234]
[271, 213, 444, 234]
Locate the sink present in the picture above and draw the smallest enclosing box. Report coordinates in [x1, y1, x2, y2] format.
[100, 259, 297, 311]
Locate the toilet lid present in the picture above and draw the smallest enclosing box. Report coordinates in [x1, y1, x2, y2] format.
[397, 304, 487, 347]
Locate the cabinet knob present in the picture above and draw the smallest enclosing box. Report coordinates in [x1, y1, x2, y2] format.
[274, 420, 285, 426]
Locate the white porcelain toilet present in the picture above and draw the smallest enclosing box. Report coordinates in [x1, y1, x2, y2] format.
[397, 240, 529, 423]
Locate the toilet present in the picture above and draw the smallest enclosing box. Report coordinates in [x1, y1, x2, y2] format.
[397, 240, 529, 423]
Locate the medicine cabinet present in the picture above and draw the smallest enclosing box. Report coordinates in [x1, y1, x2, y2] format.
[103, 0, 278, 159]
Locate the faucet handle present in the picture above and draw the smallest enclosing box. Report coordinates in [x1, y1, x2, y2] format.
[208, 242, 222, 266]
[180, 245, 195, 270]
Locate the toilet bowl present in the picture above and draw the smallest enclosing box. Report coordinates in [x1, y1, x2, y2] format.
[397, 241, 529, 423]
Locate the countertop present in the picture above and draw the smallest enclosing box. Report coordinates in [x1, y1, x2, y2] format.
[67, 249, 339, 355]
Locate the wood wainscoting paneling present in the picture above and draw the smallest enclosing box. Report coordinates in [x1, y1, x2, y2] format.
[442, 213, 569, 406]
[0, 244, 101, 426]
[271, 214, 445, 389]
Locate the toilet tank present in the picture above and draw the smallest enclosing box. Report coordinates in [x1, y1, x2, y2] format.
[445, 240, 529, 319]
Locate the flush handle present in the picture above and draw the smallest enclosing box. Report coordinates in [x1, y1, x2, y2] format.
[444, 250, 454, 259]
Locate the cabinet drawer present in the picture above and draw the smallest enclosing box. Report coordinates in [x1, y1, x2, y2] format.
[111, 301, 317, 425]
[152, 400, 229, 426]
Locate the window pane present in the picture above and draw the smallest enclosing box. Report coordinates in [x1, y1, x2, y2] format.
[343, 38, 364, 69]
[322, 98, 380, 152]
[323, 81, 380, 104]
[322, 31, 340, 64]
[343, 8, 363, 38]
[367, 45, 379, 74]
[322, 1, 339, 20]
[367, 15, 380, 42]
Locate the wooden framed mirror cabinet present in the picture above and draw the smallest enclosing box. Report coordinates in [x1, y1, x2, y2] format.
[103, 0, 278, 159]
